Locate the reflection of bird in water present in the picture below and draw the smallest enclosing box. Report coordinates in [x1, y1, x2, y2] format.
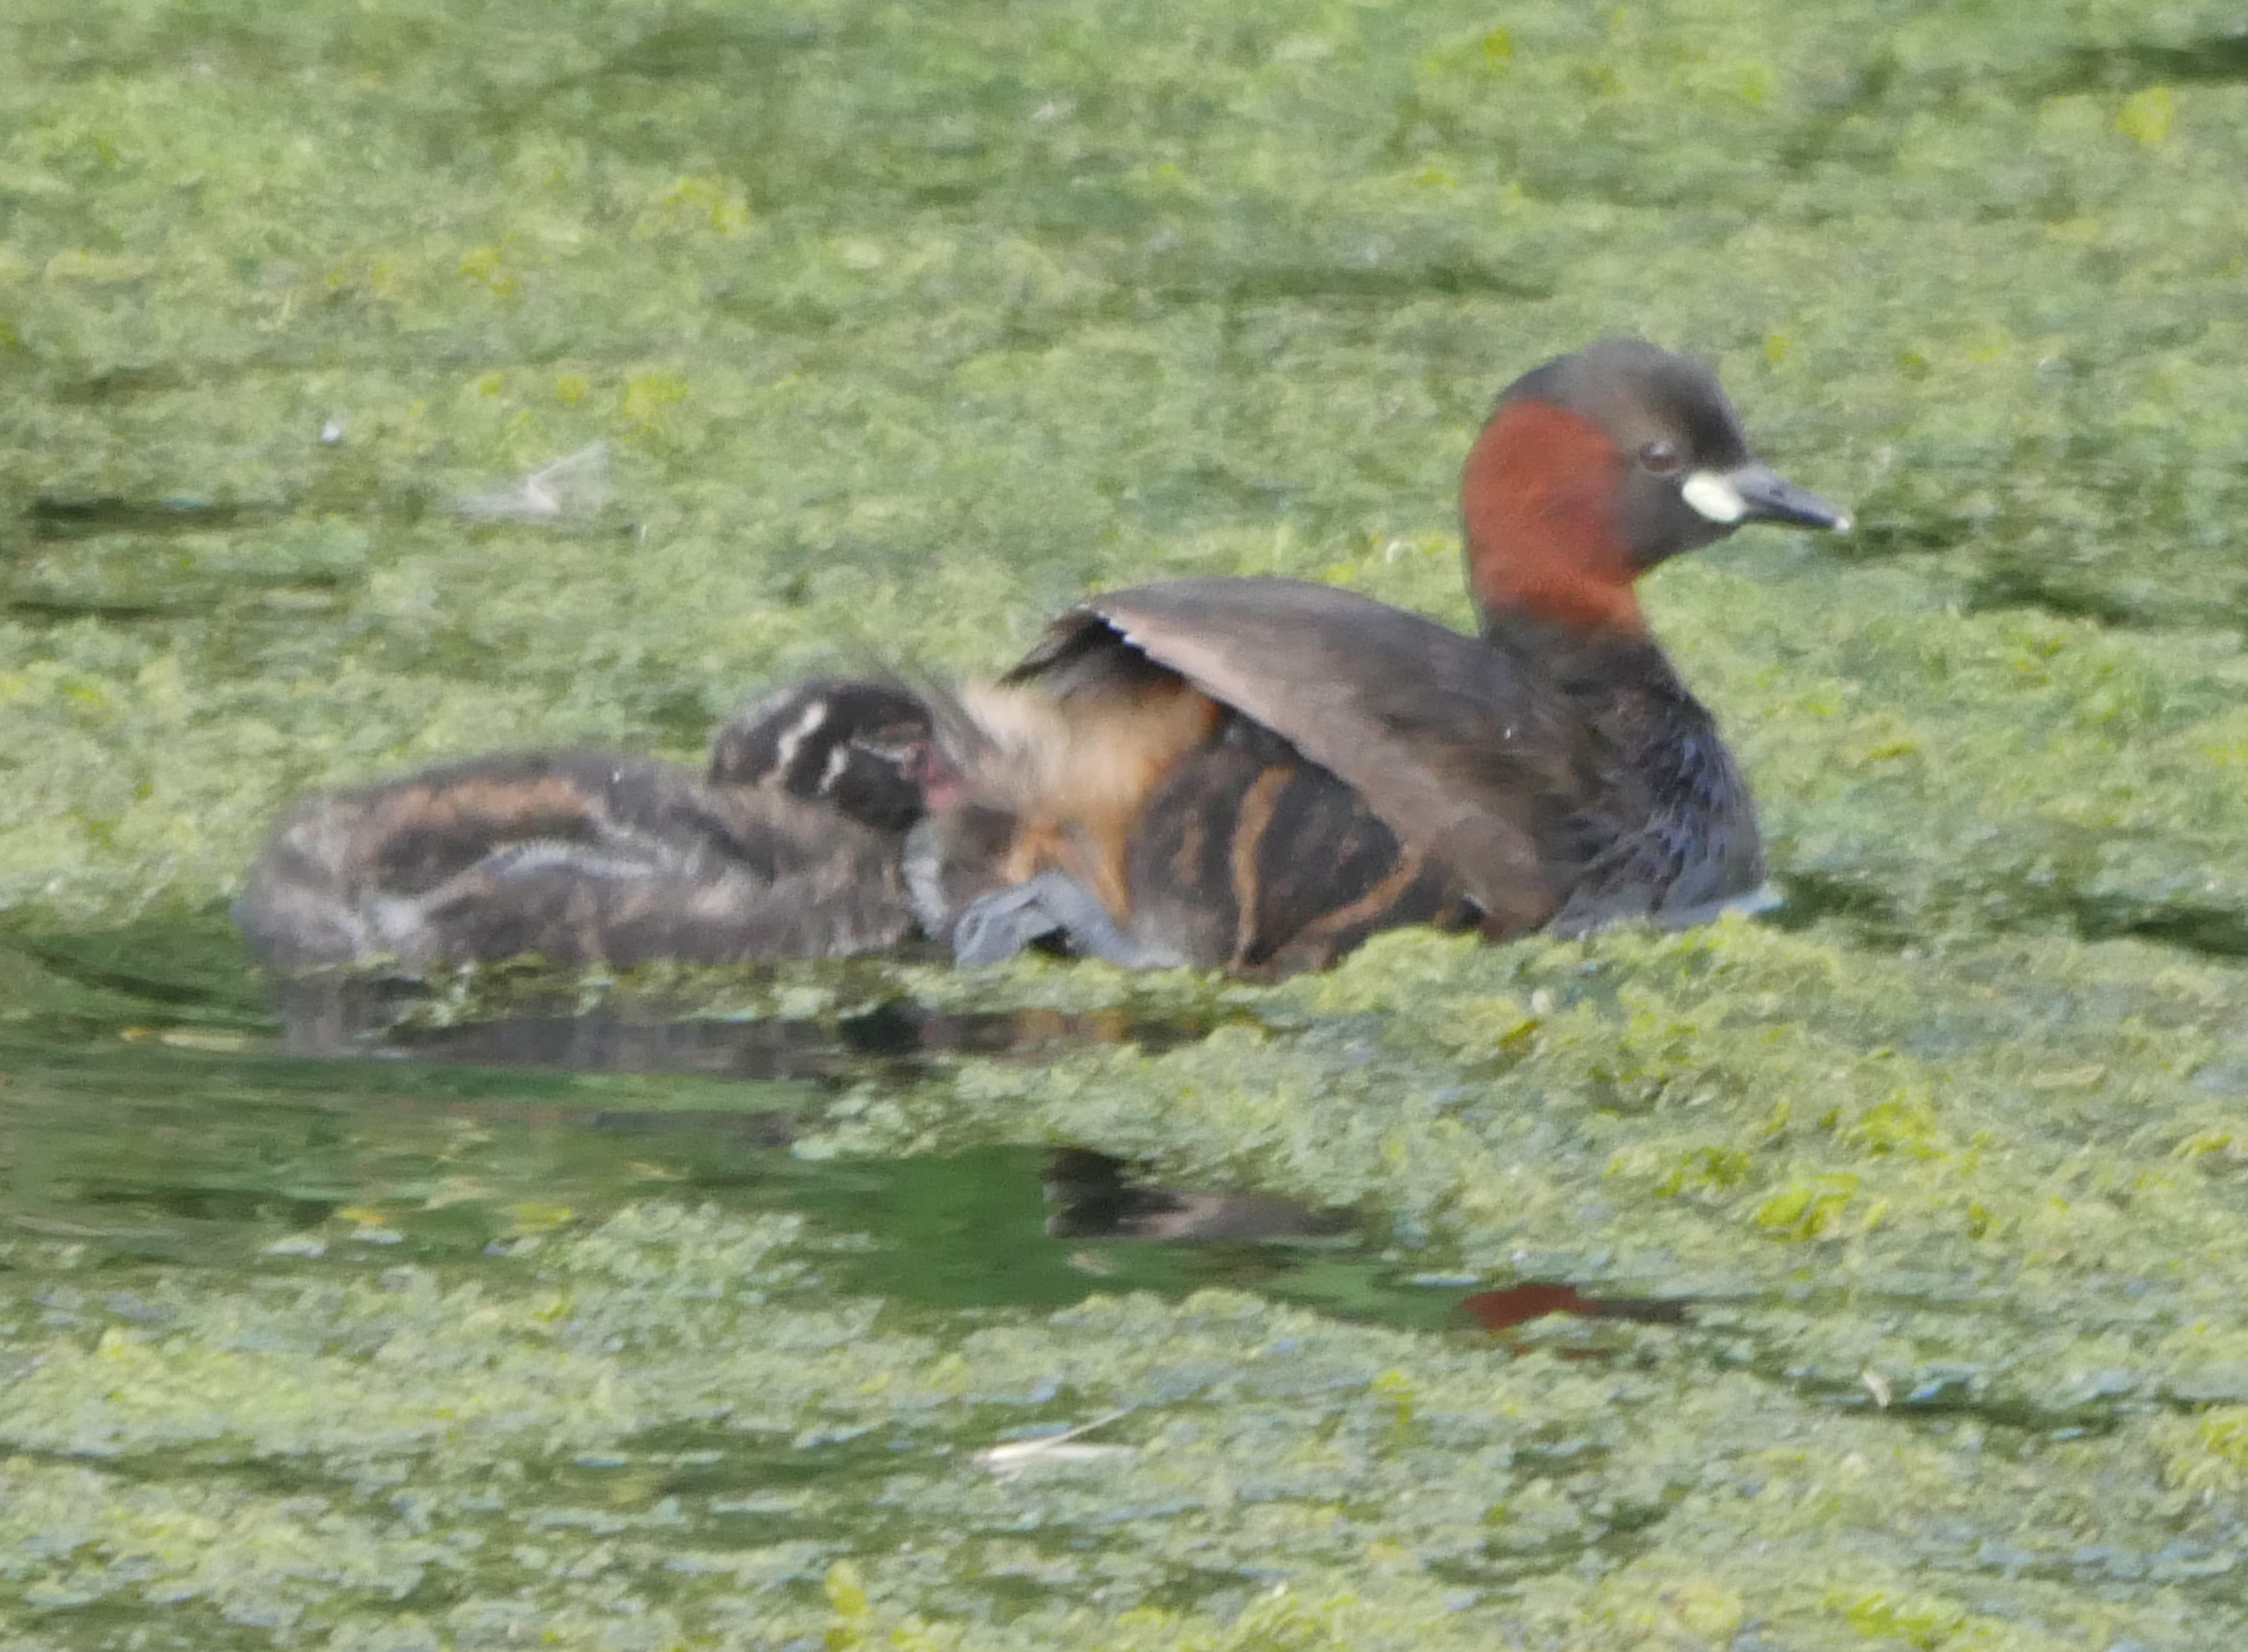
[1458, 1282, 1689, 1335]
[235, 680, 940, 970]
[1040, 1149, 1353, 1244]
[236, 340, 1846, 979]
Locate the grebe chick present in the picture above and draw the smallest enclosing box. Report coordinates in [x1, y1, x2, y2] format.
[236, 682, 939, 971]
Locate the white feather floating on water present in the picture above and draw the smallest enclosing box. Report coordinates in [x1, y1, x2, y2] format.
[456, 442, 612, 522]
[972, 1409, 1135, 1479]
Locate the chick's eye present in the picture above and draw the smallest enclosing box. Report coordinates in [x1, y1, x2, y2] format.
[1638, 439, 1682, 474]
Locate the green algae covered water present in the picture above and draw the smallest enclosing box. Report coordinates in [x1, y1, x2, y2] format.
[7, 1, 2248, 1645]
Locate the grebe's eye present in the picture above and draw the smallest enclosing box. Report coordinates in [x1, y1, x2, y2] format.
[1638, 439, 1682, 475]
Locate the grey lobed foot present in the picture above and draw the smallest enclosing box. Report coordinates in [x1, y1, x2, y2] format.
[949, 870, 1186, 970]
[948, 877, 1067, 966]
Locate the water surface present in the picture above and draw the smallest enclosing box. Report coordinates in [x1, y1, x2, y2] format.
[6, 1, 2248, 1645]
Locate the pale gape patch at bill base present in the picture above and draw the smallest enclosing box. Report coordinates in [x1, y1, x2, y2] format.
[1681, 468, 1749, 525]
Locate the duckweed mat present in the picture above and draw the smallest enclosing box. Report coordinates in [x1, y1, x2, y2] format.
[5, 0, 2248, 1646]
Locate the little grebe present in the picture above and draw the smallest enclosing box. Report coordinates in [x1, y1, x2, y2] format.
[918, 339, 1848, 972]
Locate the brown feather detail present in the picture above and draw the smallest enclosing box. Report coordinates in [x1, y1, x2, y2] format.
[955, 676, 1220, 922]
[1253, 865, 1473, 978]
[998, 821, 1068, 889]
[1098, 727, 1270, 968]
[1167, 797, 1208, 894]
[1225, 764, 1293, 970]
[1019, 582, 1566, 933]
[357, 775, 602, 890]
[1460, 400, 1645, 635]
[1285, 842, 1431, 949]
[237, 751, 917, 971]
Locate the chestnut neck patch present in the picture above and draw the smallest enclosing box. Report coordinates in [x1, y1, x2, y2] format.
[1460, 399, 1645, 636]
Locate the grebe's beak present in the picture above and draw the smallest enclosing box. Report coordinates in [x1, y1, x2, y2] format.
[1681, 463, 1851, 533]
